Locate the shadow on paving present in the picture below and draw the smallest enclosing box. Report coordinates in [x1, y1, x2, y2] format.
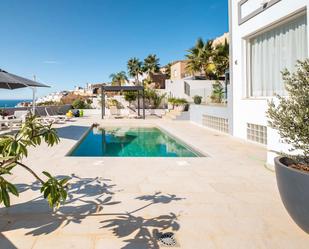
[56, 125, 89, 140]
[1, 176, 184, 249]
[101, 192, 183, 249]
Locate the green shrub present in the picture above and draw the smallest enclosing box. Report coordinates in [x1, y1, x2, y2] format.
[174, 98, 188, 106]
[72, 99, 91, 109]
[193, 95, 202, 104]
[211, 81, 224, 103]
[37, 101, 61, 106]
[124, 91, 137, 103]
[267, 60, 309, 166]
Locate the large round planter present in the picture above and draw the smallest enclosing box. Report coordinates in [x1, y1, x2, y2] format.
[175, 105, 185, 112]
[275, 156, 309, 233]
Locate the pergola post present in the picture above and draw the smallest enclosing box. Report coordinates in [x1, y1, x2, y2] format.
[101, 85, 105, 119]
[137, 90, 140, 116]
[142, 89, 145, 119]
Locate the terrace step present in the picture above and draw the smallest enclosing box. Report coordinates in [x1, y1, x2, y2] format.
[162, 110, 189, 120]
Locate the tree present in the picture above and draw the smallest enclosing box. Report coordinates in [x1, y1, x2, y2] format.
[127, 57, 143, 85]
[267, 60, 309, 166]
[213, 38, 229, 77]
[185, 38, 216, 80]
[109, 71, 128, 86]
[72, 99, 90, 109]
[124, 91, 137, 106]
[143, 54, 160, 75]
[0, 115, 69, 208]
[164, 63, 172, 79]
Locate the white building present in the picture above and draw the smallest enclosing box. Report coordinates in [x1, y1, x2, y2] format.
[229, 0, 308, 168]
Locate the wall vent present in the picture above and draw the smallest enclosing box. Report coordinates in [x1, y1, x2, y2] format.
[202, 115, 229, 133]
[247, 123, 267, 145]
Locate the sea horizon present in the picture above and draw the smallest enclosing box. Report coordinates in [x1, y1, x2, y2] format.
[0, 99, 32, 108]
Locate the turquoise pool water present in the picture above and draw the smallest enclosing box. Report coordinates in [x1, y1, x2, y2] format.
[69, 127, 203, 157]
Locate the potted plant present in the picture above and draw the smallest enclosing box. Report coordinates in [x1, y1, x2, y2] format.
[167, 97, 176, 110]
[0, 109, 9, 119]
[193, 95, 202, 104]
[174, 98, 188, 112]
[210, 81, 224, 103]
[267, 60, 309, 233]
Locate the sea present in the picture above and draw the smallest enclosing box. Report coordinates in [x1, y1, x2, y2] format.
[0, 99, 32, 108]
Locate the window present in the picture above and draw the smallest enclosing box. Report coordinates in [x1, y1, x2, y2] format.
[249, 14, 307, 97]
[184, 82, 190, 96]
[173, 70, 178, 78]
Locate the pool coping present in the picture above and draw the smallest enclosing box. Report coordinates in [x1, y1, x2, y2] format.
[66, 123, 207, 158]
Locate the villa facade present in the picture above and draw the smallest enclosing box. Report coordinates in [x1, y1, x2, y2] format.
[228, 0, 309, 167]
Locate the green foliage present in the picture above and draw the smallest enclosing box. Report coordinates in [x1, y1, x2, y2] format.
[0, 109, 9, 117]
[40, 171, 69, 208]
[143, 54, 160, 75]
[0, 115, 69, 208]
[109, 71, 128, 86]
[210, 81, 224, 103]
[127, 57, 143, 85]
[193, 95, 202, 104]
[267, 60, 309, 164]
[124, 91, 137, 103]
[164, 63, 172, 79]
[37, 101, 61, 106]
[186, 37, 229, 79]
[144, 89, 166, 109]
[213, 38, 229, 77]
[168, 97, 188, 106]
[186, 38, 216, 80]
[107, 99, 122, 109]
[72, 99, 91, 109]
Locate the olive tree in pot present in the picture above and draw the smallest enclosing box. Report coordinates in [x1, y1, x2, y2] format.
[267, 60, 309, 233]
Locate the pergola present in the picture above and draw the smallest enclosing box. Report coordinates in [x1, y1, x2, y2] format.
[100, 85, 145, 119]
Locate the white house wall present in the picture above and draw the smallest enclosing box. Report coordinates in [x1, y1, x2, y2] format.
[165, 79, 220, 102]
[230, 0, 309, 167]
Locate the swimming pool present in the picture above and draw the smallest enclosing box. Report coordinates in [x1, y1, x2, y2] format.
[68, 126, 204, 157]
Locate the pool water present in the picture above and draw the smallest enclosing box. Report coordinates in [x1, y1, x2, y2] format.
[69, 127, 203, 157]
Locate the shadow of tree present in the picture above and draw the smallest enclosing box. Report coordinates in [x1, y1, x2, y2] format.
[102, 213, 180, 249]
[1, 176, 184, 249]
[56, 125, 89, 140]
[0, 174, 120, 237]
[101, 192, 184, 249]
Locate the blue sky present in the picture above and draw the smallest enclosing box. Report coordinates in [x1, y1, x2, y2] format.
[0, 0, 228, 99]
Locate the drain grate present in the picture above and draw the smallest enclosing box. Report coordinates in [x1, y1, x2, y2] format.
[158, 232, 177, 247]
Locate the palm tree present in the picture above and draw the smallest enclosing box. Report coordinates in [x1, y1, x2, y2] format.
[213, 38, 229, 77]
[143, 54, 160, 75]
[164, 63, 172, 79]
[127, 57, 143, 85]
[185, 38, 215, 80]
[109, 71, 128, 86]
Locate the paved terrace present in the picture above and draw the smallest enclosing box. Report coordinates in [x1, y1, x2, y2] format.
[1, 115, 308, 249]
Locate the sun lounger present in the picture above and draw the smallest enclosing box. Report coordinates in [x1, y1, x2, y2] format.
[126, 106, 138, 119]
[45, 107, 71, 122]
[108, 106, 122, 119]
[0, 110, 28, 131]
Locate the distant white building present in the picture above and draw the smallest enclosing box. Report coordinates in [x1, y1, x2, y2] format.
[229, 0, 308, 167]
[36, 91, 68, 104]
